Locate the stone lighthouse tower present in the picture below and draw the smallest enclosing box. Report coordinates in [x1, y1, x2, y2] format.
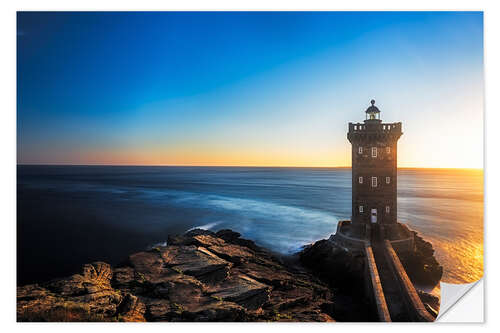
[347, 100, 402, 228]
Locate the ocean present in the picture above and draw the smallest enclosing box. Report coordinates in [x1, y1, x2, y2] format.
[17, 165, 483, 285]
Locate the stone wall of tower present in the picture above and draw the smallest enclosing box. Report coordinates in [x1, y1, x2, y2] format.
[348, 122, 402, 225]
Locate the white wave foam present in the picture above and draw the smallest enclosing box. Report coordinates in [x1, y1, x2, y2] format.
[191, 195, 339, 254]
[132, 187, 340, 254]
[147, 241, 168, 249]
[187, 221, 222, 231]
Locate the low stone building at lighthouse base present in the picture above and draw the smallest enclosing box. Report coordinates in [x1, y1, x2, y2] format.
[330, 220, 416, 254]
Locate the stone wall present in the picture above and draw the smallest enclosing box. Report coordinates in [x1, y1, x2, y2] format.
[363, 244, 391, 322]
[380, 224, 415, 254]
[390, 237, 415, 254]
[330, 220, 367, 251]
[383, 240, 434, 322]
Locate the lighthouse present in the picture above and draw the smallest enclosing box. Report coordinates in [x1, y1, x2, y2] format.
[333, 101, 437, 323]
[347, 100, 402, 227]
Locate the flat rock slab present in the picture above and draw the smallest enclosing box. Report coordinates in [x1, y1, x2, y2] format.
[128, 251, 177, 284]
[192, 234, 226, 247]
[210, 274, 270, 310]
[182, 302, 247, 322]
[161, 246, 231, 282]
[234, 261, 293, 288]
[208, 244, 255, 264]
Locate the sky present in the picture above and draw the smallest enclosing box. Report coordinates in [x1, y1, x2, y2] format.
[17, 12, 484, 168]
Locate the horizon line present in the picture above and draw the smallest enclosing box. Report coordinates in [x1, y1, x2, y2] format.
[16, 163, 484, 171]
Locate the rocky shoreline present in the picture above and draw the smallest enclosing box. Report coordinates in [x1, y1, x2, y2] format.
[17, 228, 441, 322]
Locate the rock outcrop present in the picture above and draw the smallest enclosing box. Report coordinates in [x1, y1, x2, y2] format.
[17, 229, 334, 322]
[395, 226, 443, 288]
[299, 238, 377, 321]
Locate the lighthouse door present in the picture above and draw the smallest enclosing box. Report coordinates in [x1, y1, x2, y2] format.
[371, 209, 377, 223]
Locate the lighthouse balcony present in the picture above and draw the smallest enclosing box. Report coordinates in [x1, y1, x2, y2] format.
[348, 122, 402, 133]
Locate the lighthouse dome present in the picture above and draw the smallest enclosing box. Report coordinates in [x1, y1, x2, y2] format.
[365, 99, 380, 114]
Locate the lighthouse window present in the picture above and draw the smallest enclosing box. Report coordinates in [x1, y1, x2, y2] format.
[359, 205, 364, 213]
[371, 147, 377, 157]
[371, 177, 377, 187]
[386, 147, 391, 154]
[386, 177, 390, 184]
[386, 206, 390, 213]
[359, 176, 363, 184]
[358, 146, 363, 154]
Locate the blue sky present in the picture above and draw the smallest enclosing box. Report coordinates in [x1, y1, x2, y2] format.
[17, 12, 484, 167]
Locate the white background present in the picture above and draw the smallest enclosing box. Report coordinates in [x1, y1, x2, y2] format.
[1, 0, 497, 331]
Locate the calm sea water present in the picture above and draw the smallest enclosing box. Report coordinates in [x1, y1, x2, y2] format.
[17, 166, 483, 285]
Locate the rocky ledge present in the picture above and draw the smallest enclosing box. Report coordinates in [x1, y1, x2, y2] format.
[17, 229, 335, 322]
[396, 226, 443, 288]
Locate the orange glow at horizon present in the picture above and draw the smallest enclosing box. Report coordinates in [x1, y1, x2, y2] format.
[28, 142, 483, 170]
[68, 146, 352, 167]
